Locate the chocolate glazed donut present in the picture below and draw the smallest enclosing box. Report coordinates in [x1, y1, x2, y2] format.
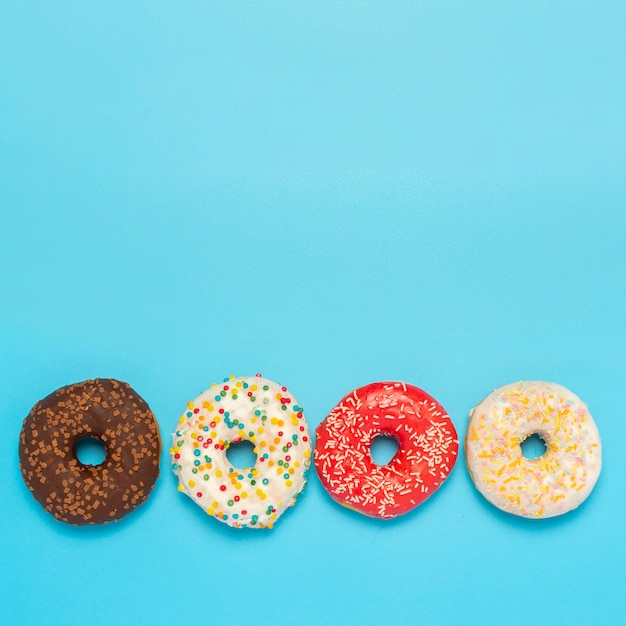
[19, 379, 161, 525]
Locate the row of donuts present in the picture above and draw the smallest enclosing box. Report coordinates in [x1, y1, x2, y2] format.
[18, 375, 602, 527]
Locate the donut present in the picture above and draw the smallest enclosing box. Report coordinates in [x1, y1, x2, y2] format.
[19, 379, 161, 525]
[465, 381, 602, 518]
[171, 374, 311, 529]
[314, 381, 458, 519]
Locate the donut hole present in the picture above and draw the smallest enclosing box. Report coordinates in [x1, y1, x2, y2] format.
[370, 434, 400, 466]
[74, 436, 107, 466]
[520, 433, 548, 460]
[226, 440, 257, 469]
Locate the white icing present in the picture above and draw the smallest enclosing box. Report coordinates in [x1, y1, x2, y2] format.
[465, 381, 602, 518]
[171, 375, 311, 528]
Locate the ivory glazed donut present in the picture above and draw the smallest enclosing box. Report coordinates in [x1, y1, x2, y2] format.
[171, 375, 311, 529]
[465, 381, 602, 518]
[19, 379, 161, 525]
[314, 381, 458, 519]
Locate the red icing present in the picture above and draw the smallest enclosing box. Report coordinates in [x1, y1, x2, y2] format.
[314, 381, 458, 519]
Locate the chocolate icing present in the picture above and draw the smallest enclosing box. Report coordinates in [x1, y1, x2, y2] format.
[19, 379, 161, 525]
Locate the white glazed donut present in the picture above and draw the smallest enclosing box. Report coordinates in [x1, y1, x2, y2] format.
[465, 381, 602, 518]
[171, 375, 311, 529]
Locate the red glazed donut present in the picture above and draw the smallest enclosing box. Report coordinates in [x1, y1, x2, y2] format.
[314, 381, 458, 518]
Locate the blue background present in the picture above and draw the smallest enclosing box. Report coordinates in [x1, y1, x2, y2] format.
[1, 2, 625, 625]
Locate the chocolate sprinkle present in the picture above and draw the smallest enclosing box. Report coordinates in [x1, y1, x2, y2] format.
[19, 378, 161, 525]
